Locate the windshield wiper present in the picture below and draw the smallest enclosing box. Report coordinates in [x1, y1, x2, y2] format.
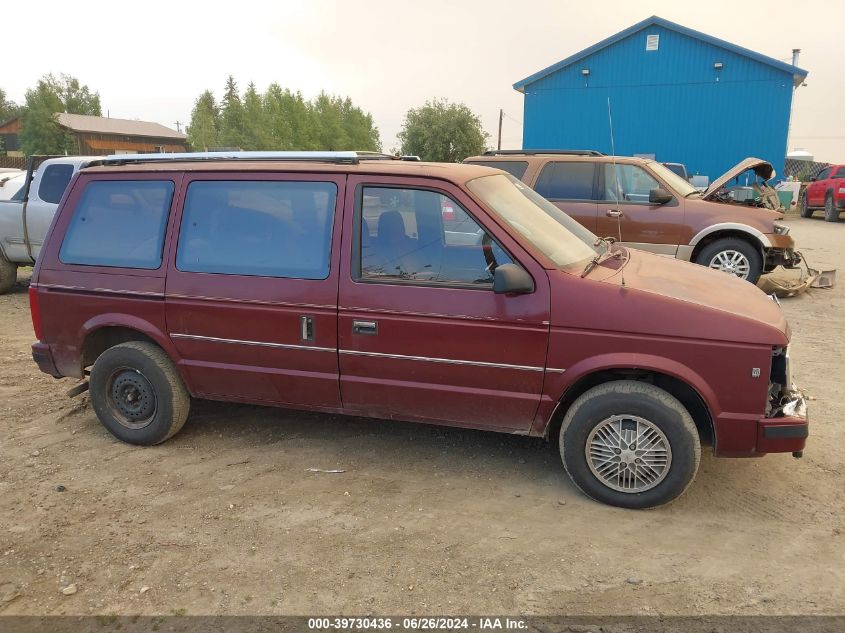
[581, 245, 623, 278]
[593, 235, 615, 252]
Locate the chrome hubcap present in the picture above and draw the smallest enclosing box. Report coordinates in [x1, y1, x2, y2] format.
[708, 250, 751, 279]
[585, 415, 672, 493]
[107, 368, 157, 429]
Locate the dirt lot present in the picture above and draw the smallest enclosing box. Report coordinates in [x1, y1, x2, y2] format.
[0, 216, 843, 617]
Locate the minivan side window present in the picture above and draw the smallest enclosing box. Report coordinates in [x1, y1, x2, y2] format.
[38, 164, 75, 204]
[59, 180, 174, 269]
[534, 162, 595, 200]
[601, 164, 660, 203]
[176, 180, 337, 280]
[356, 186, 513, 286]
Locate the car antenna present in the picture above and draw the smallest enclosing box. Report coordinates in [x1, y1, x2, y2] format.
[607, 97, 626, 287]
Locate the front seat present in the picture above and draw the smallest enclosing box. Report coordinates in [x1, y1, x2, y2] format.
[376, 211, 418, 276]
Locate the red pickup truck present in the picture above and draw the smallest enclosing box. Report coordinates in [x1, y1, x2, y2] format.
[801, 164, 845, 221]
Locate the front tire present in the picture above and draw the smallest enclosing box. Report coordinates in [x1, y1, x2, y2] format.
[799, 193, 812, 218]
[695, 237, 763, 284]
[0, 253, 17, 294]
[90, 341, 190, 445]
[824, 193, 839, 222]
[559, 381, 701, 509]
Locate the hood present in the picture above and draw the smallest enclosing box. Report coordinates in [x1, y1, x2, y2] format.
[703, 158, 775, 201]
[571, 248, 789, 346]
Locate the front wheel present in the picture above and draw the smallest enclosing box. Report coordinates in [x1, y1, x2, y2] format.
[824, 193, 840, 222]
[90, 341, 190, 445]
[799, 193, 812, 218]
[695, 238, 762, 284]
[559, 381, 701, 509]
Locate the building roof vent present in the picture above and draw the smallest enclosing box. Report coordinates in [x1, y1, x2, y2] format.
[646, 34, 659, 51]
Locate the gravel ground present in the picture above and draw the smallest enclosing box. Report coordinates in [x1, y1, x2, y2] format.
[0, 216, 843, 617]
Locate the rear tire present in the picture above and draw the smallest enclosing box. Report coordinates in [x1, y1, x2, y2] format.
[0, 254, 17, 294]
[799, 193, 812, 218]
[695, 237, 762, 284]
[559, 381, 701, 509]
[824, 193, 839, 222]
[89, 341, 190, 445]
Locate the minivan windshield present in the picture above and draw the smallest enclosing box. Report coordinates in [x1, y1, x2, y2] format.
[466, 174, 599, 269]
[648, 161, 699, 198]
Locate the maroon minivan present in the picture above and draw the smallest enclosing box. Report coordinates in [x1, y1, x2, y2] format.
[29, 152, 808, 508]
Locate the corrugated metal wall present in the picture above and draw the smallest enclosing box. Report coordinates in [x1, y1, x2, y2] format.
[522, 24, 796, 180]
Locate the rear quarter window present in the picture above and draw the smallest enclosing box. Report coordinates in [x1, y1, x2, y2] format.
[464, 161, 529, 180]
[59, 180, 174, 269]
[534, 162, 595, 200]
[38, 164, 75, 204]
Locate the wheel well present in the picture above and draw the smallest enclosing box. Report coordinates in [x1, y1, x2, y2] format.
[546, 369, 714, 446]
[81, 327, 157, 370]
[690, 230, 763, 263]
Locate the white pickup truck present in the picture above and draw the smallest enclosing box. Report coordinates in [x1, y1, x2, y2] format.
[0, 156, 101, 293]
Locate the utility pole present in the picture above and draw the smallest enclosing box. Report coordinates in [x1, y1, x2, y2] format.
[497, 109, 503, 151]
[174, 120, 182, 133]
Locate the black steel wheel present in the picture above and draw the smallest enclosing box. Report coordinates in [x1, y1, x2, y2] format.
[90, 341, 190, 445]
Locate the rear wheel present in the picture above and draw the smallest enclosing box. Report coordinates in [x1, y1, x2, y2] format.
[799, 193, 813, 218]
[559, 381, 701, 509]
[695, 237, 762, 284]
[0, 254, 17, 294]
[824, 193, 839, 222]
[89, 341, 190, 445]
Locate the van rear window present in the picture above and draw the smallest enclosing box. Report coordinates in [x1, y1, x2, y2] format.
[59, 180, 174, 269]
[175, 180, 337, 280]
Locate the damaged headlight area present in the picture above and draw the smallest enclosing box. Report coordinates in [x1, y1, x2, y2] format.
[767, 345, 807, 418]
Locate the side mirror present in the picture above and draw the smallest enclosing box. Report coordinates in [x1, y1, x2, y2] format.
[809, 177, 816, 182]
[493, 263, 534, 295]
[649, 187, 673, 204]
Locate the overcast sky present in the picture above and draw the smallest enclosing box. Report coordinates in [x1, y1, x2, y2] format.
[5, 0, 844, 161]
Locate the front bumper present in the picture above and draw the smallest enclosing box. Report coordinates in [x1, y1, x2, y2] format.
[759, 366, 808, 453]
[765, 233, 801, 269]
[32, 342, 62, 378]
[765, 247, 801, 269]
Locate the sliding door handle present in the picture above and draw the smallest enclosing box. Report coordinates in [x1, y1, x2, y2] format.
[352, 320, 378, 335]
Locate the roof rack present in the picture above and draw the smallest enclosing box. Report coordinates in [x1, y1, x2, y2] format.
[483, 149, 605, 157]
[101, 150, 424, 166]
[354, 151, 421, 162]
[101, 151, 362, 166]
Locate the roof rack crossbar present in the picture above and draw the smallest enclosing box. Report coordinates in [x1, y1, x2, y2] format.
[483, 149, 605, 157]
[101, 151, 362, 166]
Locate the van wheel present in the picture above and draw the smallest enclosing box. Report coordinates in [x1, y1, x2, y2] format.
[799, 194, 812, 218]
[89, 341, 190, 445]
[559, 381, 700, 509]
[0, 254, 17, 294]
[695, 238, 762, 284]
[824, 193, 839, 222]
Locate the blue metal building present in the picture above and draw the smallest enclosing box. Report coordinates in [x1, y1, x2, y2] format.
[514, 16, 808, 181]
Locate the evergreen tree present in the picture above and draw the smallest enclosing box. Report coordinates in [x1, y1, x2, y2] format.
[219, 75, 246, 149]
[186, 77, 381, 153]
[186, 90, 220, 151]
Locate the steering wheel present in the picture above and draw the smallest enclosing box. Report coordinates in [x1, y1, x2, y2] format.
[481, 233, 498, 273]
